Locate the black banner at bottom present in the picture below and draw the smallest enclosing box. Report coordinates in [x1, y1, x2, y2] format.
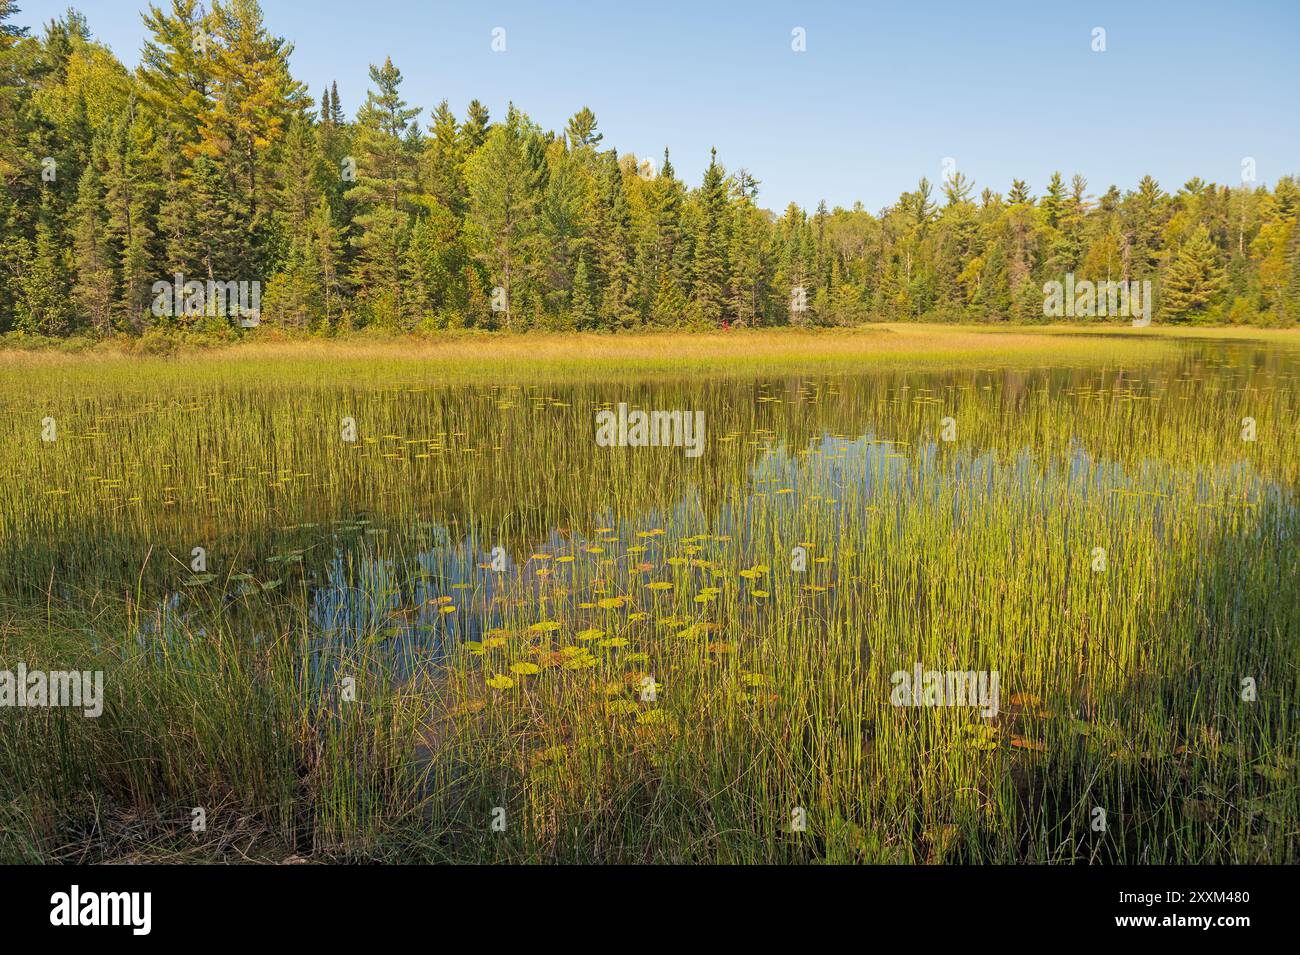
[0, 864, 1278, 941]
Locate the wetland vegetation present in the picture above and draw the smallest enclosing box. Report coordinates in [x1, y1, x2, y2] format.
[2, 326, 1296, 863]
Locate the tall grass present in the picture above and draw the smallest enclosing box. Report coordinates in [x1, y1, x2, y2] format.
[1, 328, 1296, 862]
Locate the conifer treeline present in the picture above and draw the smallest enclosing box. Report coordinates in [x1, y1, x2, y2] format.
[2, 0, 1298, 337]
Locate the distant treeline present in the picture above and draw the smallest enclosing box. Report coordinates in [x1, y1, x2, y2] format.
[2, 0, 1298, 339]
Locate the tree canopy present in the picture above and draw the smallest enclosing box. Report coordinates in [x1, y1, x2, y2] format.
[2, 2, 1297, 337]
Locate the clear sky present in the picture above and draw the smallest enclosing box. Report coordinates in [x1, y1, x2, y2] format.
[13, 0, 1300, 212]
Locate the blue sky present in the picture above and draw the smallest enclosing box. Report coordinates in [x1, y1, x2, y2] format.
[14, 0, 1300, 212]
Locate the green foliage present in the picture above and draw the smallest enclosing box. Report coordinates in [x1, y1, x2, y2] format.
[1162, 224, 1228, 321]
[463, 105, 542, 328]
[0, 2, 1294, 337]
[689, 149, 728, 326]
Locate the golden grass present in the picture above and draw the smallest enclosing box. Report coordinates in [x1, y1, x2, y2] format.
[7, 324, 1290, 396]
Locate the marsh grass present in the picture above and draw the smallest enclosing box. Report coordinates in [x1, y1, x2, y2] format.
[0, 324, 1197, 388]
[1, 328, 1296, 862]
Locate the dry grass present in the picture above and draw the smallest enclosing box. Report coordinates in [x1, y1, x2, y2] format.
[0, 324, 1239, 395]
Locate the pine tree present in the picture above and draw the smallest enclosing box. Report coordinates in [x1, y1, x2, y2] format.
[564, 106, 601, 148]
[261, 241, 315, 330]
[593, 150, 635, 328]
[199, 0, 302, 271]
[463, 264, 491, 328]
[460, 99, 490, 152]
[1126, 175, 1166, 276]
[137, 0, 221, 312]
[16, 195, 72, 334]
[463, 105, 540, 328]
[188, 153, 242, 285]
[728, 191, 766, 325]
[311, 197, 345, 327]
[0, 0, 34, 330]
[570, 255, 596, 328]
[826, 258, 866, 326]
[422, 99, 466, 214]
[813, 199, 830, 292]
[538, 137, 586, 315]
[329, 80, 343, 123]
[1044, 173, 1087, 275]
[71, 148, 116, 331]
[352, 57, 418, 208]
[690, 148, 728, 325]
[275, 113, 328, 230]
[1040, 171, 1066, 228]
[1162, 224, 1226, 321]
[350, 57, 420, 325]
[263, 112, 331, 329]
[404, 201, 465, 326]
[137, 0, 214, 150]
[771, 203, 806, 321]
[650, 272, 687, 326]
[1284, 216, 1300, 324]
[100, 106, 157, 328]
[642, 147, 682, 315]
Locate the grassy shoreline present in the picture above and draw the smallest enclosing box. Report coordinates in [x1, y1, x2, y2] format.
[5, 325, 1299, 396]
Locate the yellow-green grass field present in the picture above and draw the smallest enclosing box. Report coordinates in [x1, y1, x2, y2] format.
[1, 326, 1297, 862]
[7, 324, 1295, 388]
